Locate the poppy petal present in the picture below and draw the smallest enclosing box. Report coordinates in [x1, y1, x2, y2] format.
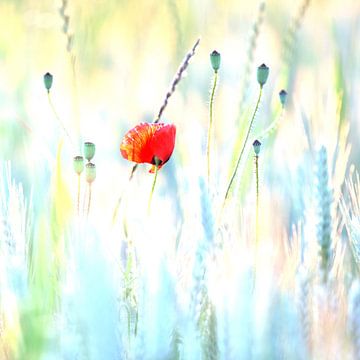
[120, 123, 157, 164]
[120, 122, 176, 171]
[148, 124, 176, 165]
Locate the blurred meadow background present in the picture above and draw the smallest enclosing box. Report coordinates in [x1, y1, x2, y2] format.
[0, 0, 360, 359]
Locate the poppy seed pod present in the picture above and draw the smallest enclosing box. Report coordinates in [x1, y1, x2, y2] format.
[84, 142, 96, 162]
[73, 156, 84, 175]
[85, 163, 96, 183]
[210, 50, 221, 72]
[253, 139, 261, 155]
[120, 122, 176, 173]
[279, 89, 288, 107]
[257, 64, 269, 87]
[44, 72, 53, 92]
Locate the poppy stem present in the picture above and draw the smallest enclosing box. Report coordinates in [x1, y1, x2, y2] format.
[47, 92, 75, 149]
[222, 85, 263, 210]
[255, 153, 259, 252]
[87, 183, 92, 217]
[148, 165, 159, 213]
[77, 173, 81, 216]
[253, 151, 261, 291]
[207, 70, 218, 186]
[112, 164, 138, 224]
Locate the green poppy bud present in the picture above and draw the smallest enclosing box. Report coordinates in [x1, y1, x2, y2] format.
[85, 163, 96, 183]
[43, 72, 53, 92]
[210, 50, 221, 72]
[73, 156, 84, 175]
[253, 139, 261, 155]
[84, 142, 96, 162]
[279, 89, 288, 107]
[257, 64, 269, 87]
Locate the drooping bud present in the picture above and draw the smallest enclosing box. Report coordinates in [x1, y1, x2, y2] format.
[85, 163, 96, 183]
[279, 89, 288, 107]
[257, 64, 269, 87]
[84, 142, 96, 162]
[253, 139, 261, 155]
[73, 156, 84, 175]
[43, 72, 53, 92]
[210, 50, 221, 72]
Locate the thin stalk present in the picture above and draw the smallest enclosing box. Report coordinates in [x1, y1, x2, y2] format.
[148, 166, 159, 213]
[154, 37, 201, 123]
[255, 154, 259, 248]
[77, 173, 81, 216]
[112, 166, 137, 224]
[222, 85, 263, 209]
[82, 182, 88, 216]
[253, 154, 260, 290]
[207, 71, 218, 185]
[47, 92, 74, 148]
[87, 183, 92, 217]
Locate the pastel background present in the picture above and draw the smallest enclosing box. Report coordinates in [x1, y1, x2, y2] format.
[0, 0, 359, 359]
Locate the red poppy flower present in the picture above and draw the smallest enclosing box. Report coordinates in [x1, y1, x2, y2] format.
[120, 122, 176, 172]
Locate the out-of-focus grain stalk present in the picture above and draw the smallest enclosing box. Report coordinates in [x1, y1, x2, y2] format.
[315, 147, 333, 284]
[238, 1, 266, 115]
[59, 0, 80, 147]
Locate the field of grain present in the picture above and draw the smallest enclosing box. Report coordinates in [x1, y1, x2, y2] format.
[0, 0, 359, 359]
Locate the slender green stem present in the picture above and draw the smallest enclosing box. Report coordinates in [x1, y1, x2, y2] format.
[222, 85, 263, 208]
[87, 183, 92, 217]
[255, 154, 259, 247]
[47, 92, 74, 148]
[77, 174, 81, 216]
[112, 196, 122, 225]
[148, 166, 159, 213]
[253, 154, 260, 290]
[207, 71, 218, 185]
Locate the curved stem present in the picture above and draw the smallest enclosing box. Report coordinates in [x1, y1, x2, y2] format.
[148, 166, 159, 213]
[207, 71, 218, 185]
[47, 92, 74, 148]
[222, 85, 263, 209]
